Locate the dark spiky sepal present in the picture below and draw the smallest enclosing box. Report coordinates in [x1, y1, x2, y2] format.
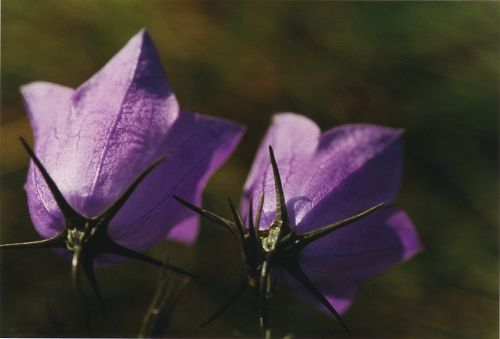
[227, 197, 249, 246]
[20, 137, 84, 228]
[298, 202, 385, 249]
[104, 238, 197, 278]
[94, 156, 166, 228]
[268, 146, 290, 236]
[173, 195, 239, 239]
[254, 193, 265, 229]
[284, 260, 349, 332]
[0, 232, 66, 250]
[247, 196, 263, 263]
[79, 251, 105, 311]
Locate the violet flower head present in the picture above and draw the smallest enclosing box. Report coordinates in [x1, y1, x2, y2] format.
[241, 113, 421, 312]
[0, 30, 243, 291]
[175, 113, 420, 335]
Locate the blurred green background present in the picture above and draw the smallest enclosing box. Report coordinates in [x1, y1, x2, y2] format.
[1, 1, 498, 338]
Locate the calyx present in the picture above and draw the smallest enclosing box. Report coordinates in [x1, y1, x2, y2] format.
[175, 146, 383, 337]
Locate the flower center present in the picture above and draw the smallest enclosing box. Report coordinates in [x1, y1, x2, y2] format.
[261, 227, 280, 252]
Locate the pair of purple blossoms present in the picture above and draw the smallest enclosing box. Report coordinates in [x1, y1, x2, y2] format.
[2, 30, 421, 329]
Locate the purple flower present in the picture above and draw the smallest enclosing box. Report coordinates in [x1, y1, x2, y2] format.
[175, 113, 420, 335]
[242, 113, 421, 307]
[0, 30, 243, 293]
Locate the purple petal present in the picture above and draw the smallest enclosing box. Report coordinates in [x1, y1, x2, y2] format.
[160, 113, 244, 245]
[241, 113, 320, 226]
[278, 268, 356, 315]
[241, 113, 404, 231]
[166, 214, 199, 244]
[21, 82, 74, 239]
[21, 82, 74, 143]
[108, 111, 243, 250]
[68, 29, 180, 216]
[283, 207, 421, 314]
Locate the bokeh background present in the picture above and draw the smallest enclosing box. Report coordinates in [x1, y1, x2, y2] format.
[1, 1, 498, 338]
